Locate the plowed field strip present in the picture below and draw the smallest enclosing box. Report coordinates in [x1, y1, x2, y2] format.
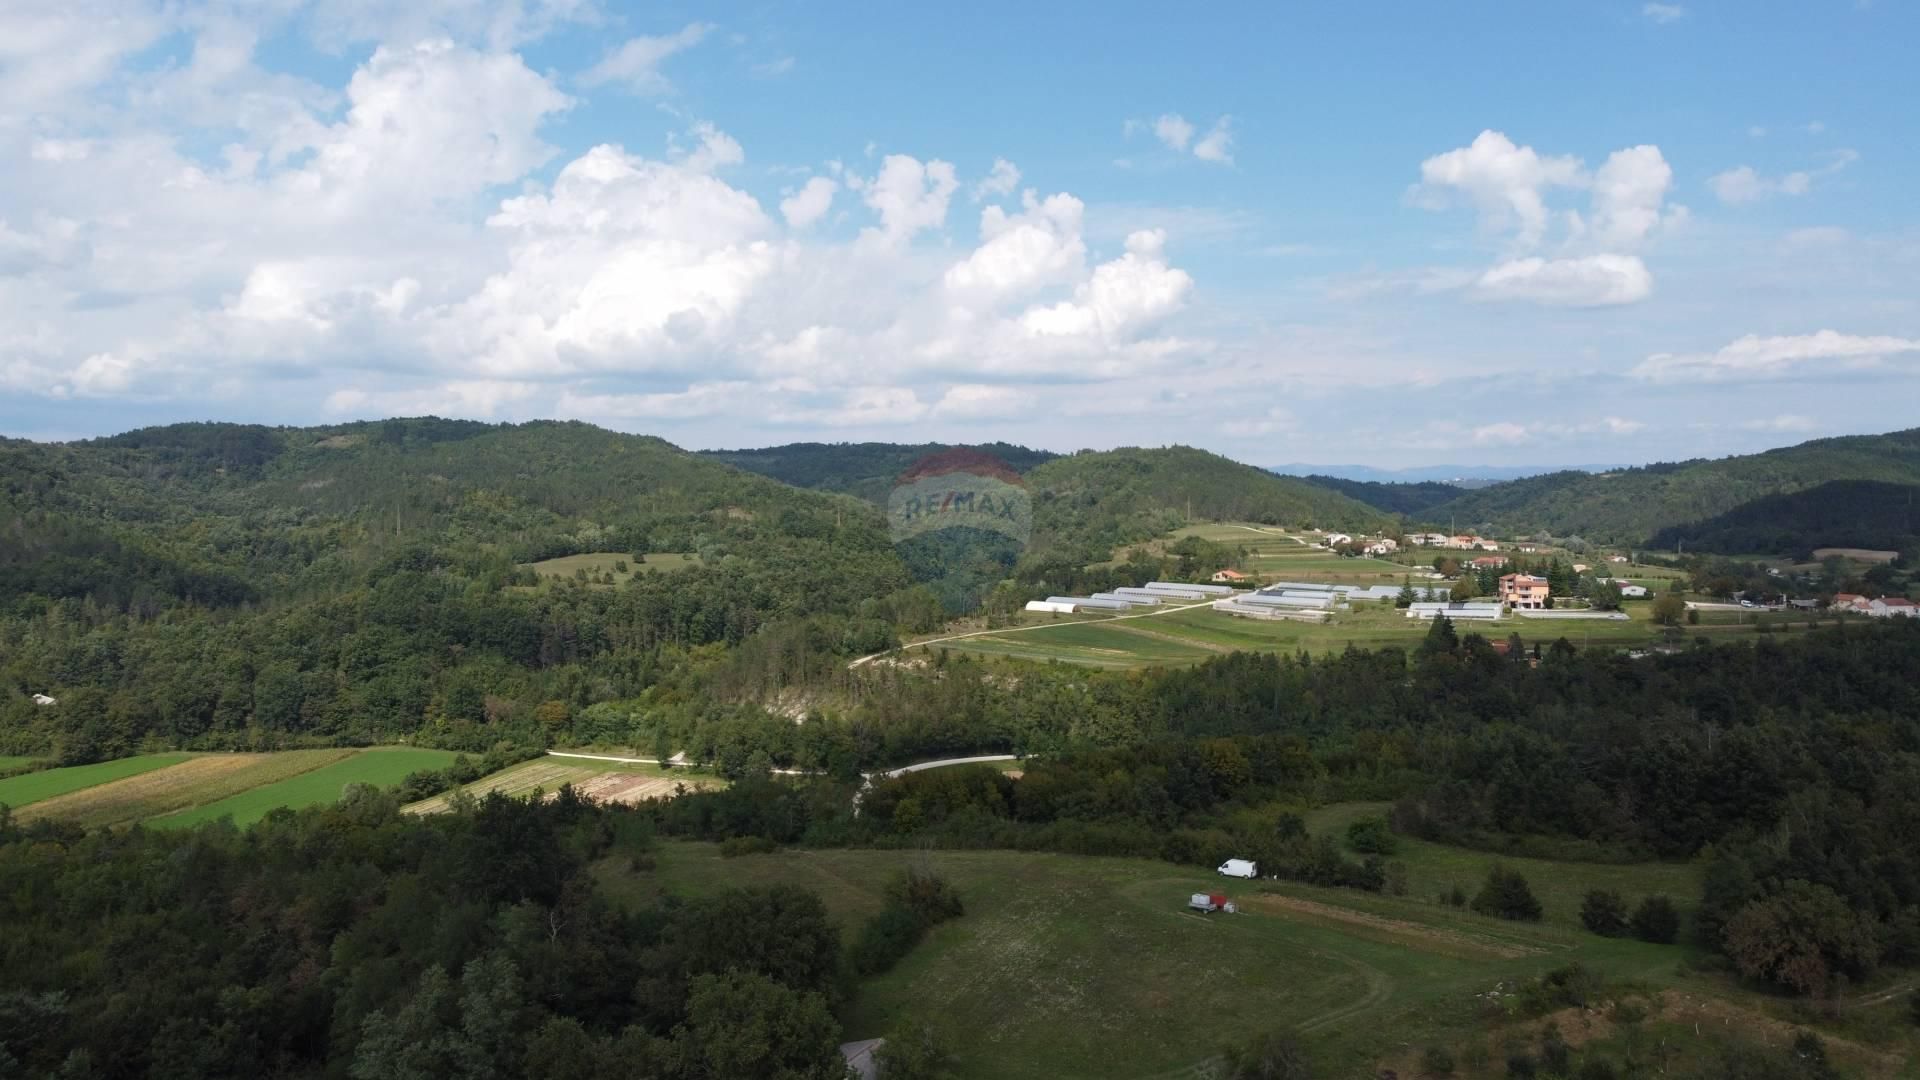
[16, 750, 354, 828]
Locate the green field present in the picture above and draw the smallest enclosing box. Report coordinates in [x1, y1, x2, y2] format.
[518, 551, 702, 590]
[0, 753, 194, 809]
[152, 748, 462, 829]
[603, 840, 1728, 1080]
[13, 750, 362, 828]
[1302, 803, 1703, 932]
[929, 586, 1825, 670]
[0, 756, 40, 772]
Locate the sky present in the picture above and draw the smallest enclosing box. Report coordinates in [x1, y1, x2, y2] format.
[2, 1, 1917, 468]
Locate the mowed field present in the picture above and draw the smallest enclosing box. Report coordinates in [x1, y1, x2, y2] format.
[0, 752, 194, 809]
[601, 838, 1738, 1080]
[515, 552, 703, 591]
[5, 748, 466, 829]
[405, 756, 725, 814]
[153, 747, 461, 829]
[931, 602, 1689, 670]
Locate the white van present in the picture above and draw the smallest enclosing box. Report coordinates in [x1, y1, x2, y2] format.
[1217, 858, 1258, 879]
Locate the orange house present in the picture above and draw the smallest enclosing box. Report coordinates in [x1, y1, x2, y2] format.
[1499, 573, 1550, 609]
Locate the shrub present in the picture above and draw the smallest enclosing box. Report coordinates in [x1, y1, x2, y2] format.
[1506, 1051, 1537, 1078]
[1225, 1031, 1313, 1080]
[852, 906, 926, 976]
[1537, 1022, 1570, 1076]
[1472, 865, 1543, 922]
[1346, 817, 1398, 855]
[875, 1021, 956, 1080]
[1579, 889, 1628, 937]
[1420, 1046, 1456, 1076]
[1630, 895, 1680, 944]
[1909, 991, 1920, 1026]
[1575, 1061, 1617, 1080]
[718, 835, 779, 858]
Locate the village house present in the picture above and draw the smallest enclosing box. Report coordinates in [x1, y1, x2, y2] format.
[1471, 555, 1508, 570]
[1571, 563, 1590, 574]
[1871, 597, 1919, 618]
[1608, 555, 1629, 563]
[1499, 573, 1550, 609]
[1834, 593, 1871, 613]
[1618, 584, 1649, 599]
[1363, 540, 1398, 555]
[1322, 533, 1352, 547]
[1473, 539, 1501, 551]
[1210, 569, 1251, 584]
[1447, 535, 1476, 549]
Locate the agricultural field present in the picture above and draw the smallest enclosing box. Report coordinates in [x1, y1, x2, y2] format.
[0, 755, 42, 772]
[600, 839, 1903, 1080]
[0, 752, 193, 809]
[13, 750, 355, 829]
[516, 551, 702, 591]
[152, 747, 461, 829]
[405, 756, 724, 814]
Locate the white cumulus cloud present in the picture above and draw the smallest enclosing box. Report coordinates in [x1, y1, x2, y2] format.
[780, 176, 838, 229]
[1632, 330, 1920, 383]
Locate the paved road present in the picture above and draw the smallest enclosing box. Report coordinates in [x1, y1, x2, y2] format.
[875, 754, 1018, 780]
[849, 597, 1222, 668]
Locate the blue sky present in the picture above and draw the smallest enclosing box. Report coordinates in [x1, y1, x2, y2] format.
[2, 1, 1916, 467]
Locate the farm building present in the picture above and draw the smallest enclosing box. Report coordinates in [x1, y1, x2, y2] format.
[1618, 584, 1649, 599]
[1047, 595, 1131, 611]
[1471, 555, 1509, 570]
[1240, 592, 1333, 610]
[1212, 599, 1329, 622]
[1147, 581, 1234, 595]
[32, 693, 57, 706]
[1025, 600, 1081, 614]
[1120, 585, 1199, 601]
[1322, 533, 1352, 546]
[1090, 592, 1147, 606]
[1210, 569, 1251, 583]
[1406, 602, 1502, 621]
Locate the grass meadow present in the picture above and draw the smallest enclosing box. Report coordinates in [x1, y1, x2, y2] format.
[599, 837, 1789, 1080]
[405, 755, 724, 814]
[515, 552, 703, 591]
[0, 752, 194, 809]
[153, 747, 462, 829]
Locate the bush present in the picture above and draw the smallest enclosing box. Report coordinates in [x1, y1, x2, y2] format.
[875, 1021, 955, 1080]
[1537, 1022, 1569, 1076]
[1506, 1051, 1537, 1078]
[1225, 1031, 1313, 1080]
[1472, 865, 1543, 922]
[1579, 889, 1628, 937]
[1346, 817, 1398, 855]
[718, 835, 779, 858]
[1420, 1046, 1456, 1076]
[1909, 991, 1920, 1026]
[1630, 895, 1680, 944]
[852, 906, 927, 976]
[1575, 1061, 1617, 1080]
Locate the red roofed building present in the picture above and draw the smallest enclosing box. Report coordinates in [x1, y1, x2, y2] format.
[1499, 573, 1550, 609]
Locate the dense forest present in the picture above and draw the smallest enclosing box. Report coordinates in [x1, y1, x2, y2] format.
[1646, 479, 1920, 558]
[1295, 474, 1466, 516]
[0, 787, 874, 1079]
[699, 441, 1059, 505]
[1424, 427, 1920, 545]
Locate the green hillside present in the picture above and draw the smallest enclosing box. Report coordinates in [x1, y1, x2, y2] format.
[1024, 446, 1388, 560]
[700, 441, 1058, 505]
[1426, 427, 1920, 544]
[0, 419, 915, 760]
[1646, 479, 1920, 557]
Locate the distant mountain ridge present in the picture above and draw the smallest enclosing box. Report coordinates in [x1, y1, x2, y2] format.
[1269, 462, 1629, 485]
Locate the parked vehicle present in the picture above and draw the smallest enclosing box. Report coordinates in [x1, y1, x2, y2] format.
[1217, 858, 1258, 878]
[1189, 892, 1236, 913]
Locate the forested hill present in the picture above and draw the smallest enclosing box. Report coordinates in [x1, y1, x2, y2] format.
[1024, 446, 1387, 561]
[700, 441, 1058, 504]
[1646, 479, 1920, 557]
[1424, 427, 1920, 545]
[1, 419, 924, 757]
[1295, 474, 1465, 516]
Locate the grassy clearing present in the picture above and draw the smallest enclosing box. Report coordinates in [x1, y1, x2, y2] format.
[603, 842, 1717, 1080]
[1303, 803, 1704, 934]
[14, 750, 353, 829]
[0, 753, 194, 809]
[405, 756, 725, 814]
[0, 755, 41, 772]
[152, 748, 462, 829]
[518, 552, 702, 591]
